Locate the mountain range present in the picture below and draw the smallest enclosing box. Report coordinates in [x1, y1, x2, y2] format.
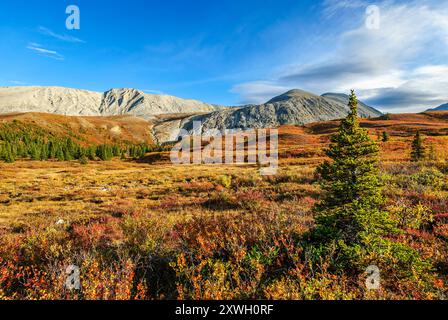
[168, 90, 383, 137]
[0, 86, 383, 142]
[0, 86, 218, 119]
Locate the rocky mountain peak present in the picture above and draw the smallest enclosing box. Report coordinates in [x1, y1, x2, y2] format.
[267, 89, 317, 103]
[0, 86, 217, 119]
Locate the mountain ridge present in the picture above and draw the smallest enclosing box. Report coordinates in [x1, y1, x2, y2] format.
[0, 86, 218, 119]
[0, 86, 383, 142]
[321, 92, 382, 117]
[427, 103, 448, 112]
[175, 89, 383, 136]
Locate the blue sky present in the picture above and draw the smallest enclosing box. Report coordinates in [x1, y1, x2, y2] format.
[0, 0, 447, 112]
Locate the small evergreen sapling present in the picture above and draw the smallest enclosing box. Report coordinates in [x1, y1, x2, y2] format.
[309, 90, 429, 278]
[411, 131, 426, 162]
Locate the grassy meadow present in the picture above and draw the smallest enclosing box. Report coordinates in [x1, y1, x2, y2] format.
[1, 112, 448, 300]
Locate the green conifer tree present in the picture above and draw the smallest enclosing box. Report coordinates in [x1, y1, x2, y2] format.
[49, 140, 57, 159]
[310, 90, 426, 273]
[56, 147, 65, 161]
[112, 145, 121, 157]
[30, 144, 41, 160]
[411, 131, 426, 162]
[4, 142, 16, 163]
[87, 146, 96, 160]
[41, 144, 49, 160]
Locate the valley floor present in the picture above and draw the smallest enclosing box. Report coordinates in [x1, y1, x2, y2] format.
[1, 119, 448, 299]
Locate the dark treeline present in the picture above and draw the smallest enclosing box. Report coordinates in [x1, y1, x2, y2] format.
[0, 121, 167, 163]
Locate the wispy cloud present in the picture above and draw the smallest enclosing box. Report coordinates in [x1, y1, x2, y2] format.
[143, 89, 165, 95]
[9, 80, 29, 86]
[322, 0, 369, 18]
[232, 0, 448, 111]
[27, 43, 64, 61]
[231, 81, 290, 104]
[362, 65, 448, 112]
[38, 26, 85, 43]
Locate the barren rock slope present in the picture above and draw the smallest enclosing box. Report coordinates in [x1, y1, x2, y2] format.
[178, 89, 383, 135]
[0, 86, 102, 115]
[0, 86, 217, 118]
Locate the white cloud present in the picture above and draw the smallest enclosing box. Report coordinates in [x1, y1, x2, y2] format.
[322, 0, 369, 18]
[143, 89, 165, 95]
[232, 0, 448, 112]
[231, 81, 290, 104]
[27, 43, 64, 61]
[363, 65, 448, 112]
[38, 26, 85, 43]
[9, 80, 29, 86]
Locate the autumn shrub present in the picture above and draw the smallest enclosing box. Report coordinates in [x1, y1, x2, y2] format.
[203, 190, 236, 210]
[77, 255, 143, 300]
[120, 213, 178, 299]
[120, 213, 167, 257]
[159, 194, 183, 211]
[71, 218, 123, 251]
[393, 167, 446, 193]
[233, 172, 263, 188]
[10, 221, 30, 234]
[106, 201, 139, 218]
[171, 210, 302, 299]
[178, 180, 215, 194]
[0, 219, 153, 300]
[216, 175, 232, 189]
[410, 168, 446, 190]
[235, 189, 266, 211]
[79, 155, 89, 165]
[388, 201, 434, 230]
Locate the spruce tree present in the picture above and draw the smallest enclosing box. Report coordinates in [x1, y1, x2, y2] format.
[315, 90, 384, 213]
[112, 145, 121, 157]
[382, 131, 389, 142]
[49, 140, 57, 159]
[41, 144, 49, 161]
[87, 146, 96, 160]
[63, 148, 73, 161]
[428, 143, 437, 161]
[4, 142, 16, 163]
[310, 90, 421, 273]
[411, 131, 426, 162]
[30, 144, 41, 160]
[96, 144, 113, 161]
[56, 147, 65, 161]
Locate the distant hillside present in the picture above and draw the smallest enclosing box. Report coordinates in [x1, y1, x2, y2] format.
[0, 112, 155, 145]
[1, 110, 447, 151]
[321, 93, 382, 117]
[173, 89, 383, 137]
[306, 111, 448, 136]
[0, 86, 218, 119]
[427, 103, 448, 112]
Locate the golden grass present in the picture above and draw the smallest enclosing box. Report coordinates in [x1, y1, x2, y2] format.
[0, 112, 448, 299]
